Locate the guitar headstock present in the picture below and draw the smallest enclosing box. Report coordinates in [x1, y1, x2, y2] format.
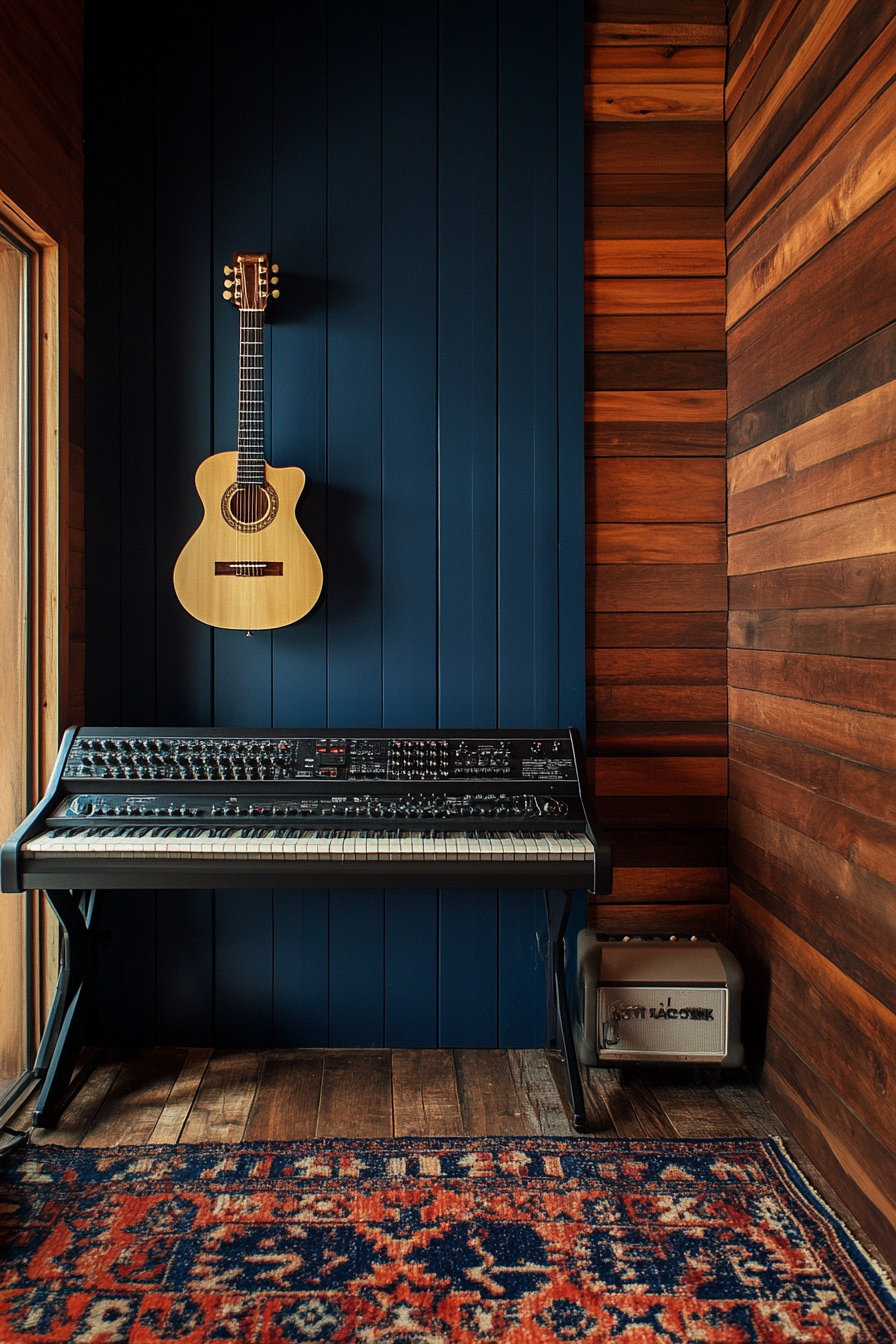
[222, 252, 280, 308]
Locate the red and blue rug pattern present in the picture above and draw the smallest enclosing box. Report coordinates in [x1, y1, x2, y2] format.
[0, 1136, 894, 1342]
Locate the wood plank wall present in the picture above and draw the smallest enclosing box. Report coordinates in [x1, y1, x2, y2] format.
[726, 0, 896, 1265]
[585, 1, 728, 938]
[83, 0, 584, 1050]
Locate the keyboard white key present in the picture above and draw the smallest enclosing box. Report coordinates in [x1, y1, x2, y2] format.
[23, 827, 594, 863]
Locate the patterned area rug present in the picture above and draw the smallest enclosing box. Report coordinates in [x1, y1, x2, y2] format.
[0, 1137, 894, 1342]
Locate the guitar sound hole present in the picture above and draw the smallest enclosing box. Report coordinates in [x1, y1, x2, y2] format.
[222, 481, 279, 532]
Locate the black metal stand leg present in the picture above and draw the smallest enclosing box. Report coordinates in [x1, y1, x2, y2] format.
[545, 889, 587, 1133]
[32, 891, 96, 1128]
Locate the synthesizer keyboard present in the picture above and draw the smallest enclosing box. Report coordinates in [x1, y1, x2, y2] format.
[1, 727, 611, 1133]
[2, 727, 612, 893]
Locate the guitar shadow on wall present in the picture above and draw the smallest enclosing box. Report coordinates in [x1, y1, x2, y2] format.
[270, 272, 353, 325]
[298, 481, 373, 624]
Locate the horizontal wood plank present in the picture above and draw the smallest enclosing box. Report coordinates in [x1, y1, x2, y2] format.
[587, 238, 726, 276]
[244, 1051, 323, 1141]
[588, 314, 725, 350]
[729, 837, 896, 1020]
[589, 611, 728, 646]
[588, 561, 728, 610]
[728, 605, 896, 659]
[453, 1049, 525, 1135]
[588, 173, 725, 208]
[729, 440, 896, 536]
[589, 755, 727, 794]
[600, 867, 728, 902]
[391, 1049, 464, 1137]
[729, 554, 896, 611]
[598, 796, 729, 829]
[730, 686, 896, 770]
[592, 721, 726, 755]
[587, 903, 730, 939]
[590, 390, 727, 421]
[588, 646, 727, 683]
[730, 723, 896, 827]
[608, 827, 728, 866]
[589, 523, 726, 564]
[587, 82, 724, 120]
[591, 684, 727, 720]
[727, 380, 896, 497]
[588, 422, 726, 455]
[728, 647, 896, 716]
[589, 45, 726, 82]
[589, 22, 727, 47]
[590, 457, 726, 520]
[728, 322, 896, 456]
[728, 495, 896, 575]
[587, 277, 726, 313]
[179, 1051, 260, 1144]
[730, 760, 896, 886]
[589, 206, 725, 239]
[589, 121, 725, 174]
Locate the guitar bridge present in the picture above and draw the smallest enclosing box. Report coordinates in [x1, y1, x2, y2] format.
[215, 562, 283, 577]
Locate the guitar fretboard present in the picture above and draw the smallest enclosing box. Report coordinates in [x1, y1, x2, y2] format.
[237, 309, 265, 485]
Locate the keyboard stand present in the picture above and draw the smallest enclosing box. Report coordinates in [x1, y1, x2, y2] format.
[31, 890, 98, 1128]
[546, 889, 587, 1131]
[29, 885, 590, 1134]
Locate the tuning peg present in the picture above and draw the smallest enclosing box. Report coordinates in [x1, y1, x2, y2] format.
[271, 264, 279, 273]
[223, 265, 233, 275]
[224, 279, 233, 288]
[271, 289, 280, 299]
[222, 291, 232, 300]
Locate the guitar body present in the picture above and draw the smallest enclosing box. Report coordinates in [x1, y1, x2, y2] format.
[173, 452, 323, 630]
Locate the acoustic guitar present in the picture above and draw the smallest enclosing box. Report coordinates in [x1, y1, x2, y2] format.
[173, 252, 323, 630]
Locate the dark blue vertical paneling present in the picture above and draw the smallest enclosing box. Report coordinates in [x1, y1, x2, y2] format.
[273, 890, 329, 1046]
[326, 0, 384, 728]
[498, 889, 546, 1047]
[497, 0, 559, 730]
[152, 1, 215, 1041]
[385, 892, 437, 1045]
[85, 0, 585, 1050]
[382, 0, 438, 726]
[329, 890, 384, 1046]
[154, 0, 214, 729]
[439, 891, 498, 1045]
[118, 40, 156, 723]
[557, 0, 586, 740]
[271, 0, 329, 729]
[215, 889, 273, 1044]
[210, 1, 276, 1030]
[437, 0, 498, 729]
[155, 890, 214, 1045]
[324, 0, 387, 1027]
[84, 9, 122, 723]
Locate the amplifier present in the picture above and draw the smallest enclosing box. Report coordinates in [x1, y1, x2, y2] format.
[575, 933, 744, 1068]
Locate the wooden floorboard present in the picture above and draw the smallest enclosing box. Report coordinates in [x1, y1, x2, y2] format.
[316, 1050, 393, 1138]
[454, 1049, 527, 1135]
[244, 1050, 323, 1142]
[12, 1046, 891, 1274]
[179, 1050, 261, 1145]
[392, 1049, 464, 1137]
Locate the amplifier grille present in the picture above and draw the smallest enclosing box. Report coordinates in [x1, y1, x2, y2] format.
[597, 986, 728, 1062]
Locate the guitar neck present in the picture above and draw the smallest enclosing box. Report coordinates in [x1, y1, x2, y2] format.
[237, 309, 265, 484]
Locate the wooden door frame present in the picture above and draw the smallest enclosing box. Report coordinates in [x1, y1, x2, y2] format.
[0, 191, 65, 1082]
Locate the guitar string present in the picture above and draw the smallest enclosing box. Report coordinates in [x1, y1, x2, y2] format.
[237, 304, 266, 574]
